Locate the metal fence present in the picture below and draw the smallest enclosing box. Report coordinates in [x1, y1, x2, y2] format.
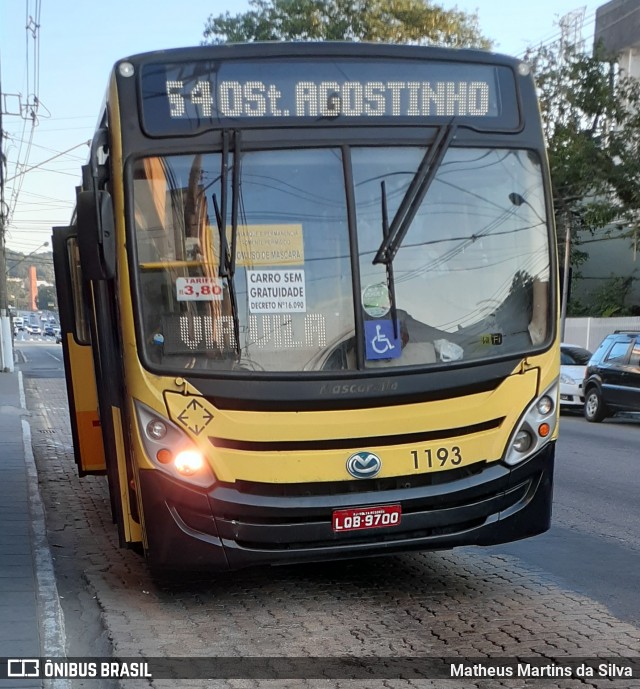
[564, 316, 640, 351]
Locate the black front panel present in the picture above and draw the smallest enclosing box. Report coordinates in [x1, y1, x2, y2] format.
[138, 443, 554, 571]
[140, 58, 518, 134]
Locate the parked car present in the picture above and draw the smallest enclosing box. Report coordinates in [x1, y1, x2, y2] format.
[560, 343, 592, 411]
[583, 331, 640, 422]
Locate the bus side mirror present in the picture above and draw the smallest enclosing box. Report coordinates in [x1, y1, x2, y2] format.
[77, 190, 116, 280]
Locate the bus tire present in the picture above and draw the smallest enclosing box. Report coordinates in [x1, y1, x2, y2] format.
[584, 387, 608, 422]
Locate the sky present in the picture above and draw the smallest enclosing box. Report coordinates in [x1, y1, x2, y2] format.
[1, 0, 605, 257]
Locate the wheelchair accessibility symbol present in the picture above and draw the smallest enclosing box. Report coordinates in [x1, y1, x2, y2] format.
[371, 324, 395, 355]
[364, 320, 401, 360]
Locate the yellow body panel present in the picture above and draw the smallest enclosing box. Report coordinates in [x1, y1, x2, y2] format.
[112, 406, 142, 543]
[67, 334, 106, 472]
[74, 411, 105, 472]
[160, 365, 543, 484]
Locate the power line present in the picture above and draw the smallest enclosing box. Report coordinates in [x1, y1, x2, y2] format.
[4, 133, 88, 160]
[5, 140, 90, 183]
[517, 1, 640, 60]
[515, 7, 598, 57]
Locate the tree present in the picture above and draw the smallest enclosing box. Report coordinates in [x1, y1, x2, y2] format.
[36, 285, 57, 311]
[6, 249, 55, 284]
[565, 277, 635, 317]
[203, 0, 492, 48]
[525, 40, 640, 314]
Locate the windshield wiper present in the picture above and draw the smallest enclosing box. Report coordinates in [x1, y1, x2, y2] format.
[373, 122, 457, 266]
[380, 180, 399, 339]
[212, 130, 241, 355]
[216, 130, 230, 278]
[230, 130, 241, 279]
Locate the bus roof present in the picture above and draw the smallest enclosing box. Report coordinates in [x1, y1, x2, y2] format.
[117, 41, 525, 72]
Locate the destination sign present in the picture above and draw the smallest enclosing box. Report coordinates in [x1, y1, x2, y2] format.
[140, 59, 518, 134]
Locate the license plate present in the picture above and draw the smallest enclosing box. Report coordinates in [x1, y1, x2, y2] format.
[332, 504, 402, 532]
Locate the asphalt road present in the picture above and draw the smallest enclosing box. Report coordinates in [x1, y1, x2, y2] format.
[489, 411, 640, 627]
[13, 335, 65, 378]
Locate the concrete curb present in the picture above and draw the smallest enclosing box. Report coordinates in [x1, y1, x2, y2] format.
[19, 372, 70, 689]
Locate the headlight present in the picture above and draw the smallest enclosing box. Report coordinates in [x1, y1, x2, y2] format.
[146, 419, 167, 440]
[560, 372, 578, 385]
[134, 400, 215, 488]
[504, 380, 558, 466]
[536, 395, 554, 415]
[174, 450, 205, 476]
[512, 430, 533, 453]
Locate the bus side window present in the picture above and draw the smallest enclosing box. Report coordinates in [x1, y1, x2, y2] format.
[67, 237, 91, 345]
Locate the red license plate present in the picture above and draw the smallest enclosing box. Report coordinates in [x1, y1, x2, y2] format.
[332, 504, 402, 532]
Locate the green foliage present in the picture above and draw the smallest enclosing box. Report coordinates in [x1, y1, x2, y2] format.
[203, 0, 492, 48]
[568, 277, 634, 317]
[526, 41, 640, 315]
[527, 41, 640, 236]
[6, 249, 55, 284]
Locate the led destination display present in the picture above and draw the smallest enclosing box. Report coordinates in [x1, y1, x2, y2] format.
[140, 58, 518, 133]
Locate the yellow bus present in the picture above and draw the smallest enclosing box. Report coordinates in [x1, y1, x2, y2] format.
[53, 43, 559, 572]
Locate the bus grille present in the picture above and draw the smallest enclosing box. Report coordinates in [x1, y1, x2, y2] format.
[220, 463, 485, 498]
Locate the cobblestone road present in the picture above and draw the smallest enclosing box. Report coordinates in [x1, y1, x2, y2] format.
[25, 378, 640, 689]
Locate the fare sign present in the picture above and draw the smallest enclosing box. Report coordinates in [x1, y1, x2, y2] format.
[176, 277, 224, 301]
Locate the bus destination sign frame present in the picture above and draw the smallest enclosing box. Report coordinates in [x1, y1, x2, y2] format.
[139, 58, 519, 135]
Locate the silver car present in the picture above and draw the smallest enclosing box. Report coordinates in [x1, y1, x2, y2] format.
[560, 343, 592, 410]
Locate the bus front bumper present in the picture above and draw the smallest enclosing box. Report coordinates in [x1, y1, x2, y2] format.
[138, 442, 554, 572]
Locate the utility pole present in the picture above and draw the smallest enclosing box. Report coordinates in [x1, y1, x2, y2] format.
[0, 72, 7, 316]
[0, 12, 43, 371]
[560, 224, 571, 341]
[0, 72, 12, 371]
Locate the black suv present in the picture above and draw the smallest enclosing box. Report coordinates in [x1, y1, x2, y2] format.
[583, 331, 640, 422]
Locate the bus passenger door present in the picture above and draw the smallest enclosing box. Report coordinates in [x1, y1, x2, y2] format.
[53, 223, 140, 549]
[52, 225, 106, 475]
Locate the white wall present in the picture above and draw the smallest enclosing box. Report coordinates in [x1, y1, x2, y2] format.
[564, 316, 640, 351]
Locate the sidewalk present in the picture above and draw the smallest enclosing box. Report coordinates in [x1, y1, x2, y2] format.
[0, 370, 66, 688]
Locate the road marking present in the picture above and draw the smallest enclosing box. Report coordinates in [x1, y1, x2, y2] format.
[47, 351, 61, 362]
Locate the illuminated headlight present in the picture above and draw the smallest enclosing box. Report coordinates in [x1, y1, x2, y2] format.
[504, 380, 558, 466]
[174, 450, 205, 476]
[134, 400, 215, 488]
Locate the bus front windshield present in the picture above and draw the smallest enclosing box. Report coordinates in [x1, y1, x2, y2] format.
[132, 145, 551, 374]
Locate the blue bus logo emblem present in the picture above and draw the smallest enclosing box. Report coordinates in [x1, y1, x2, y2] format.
[346, 451, 382, 479]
